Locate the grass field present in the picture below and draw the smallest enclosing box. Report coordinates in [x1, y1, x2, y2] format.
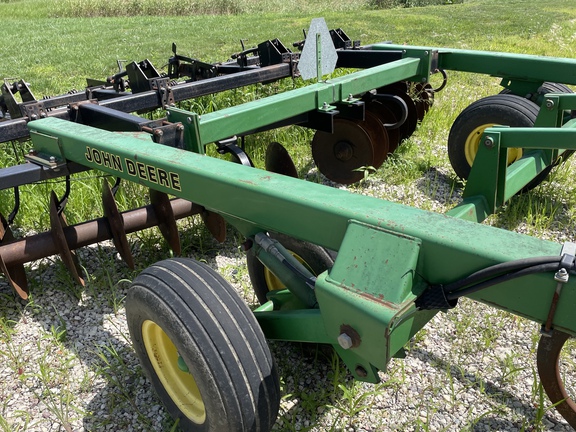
[2, 0, 576, 430]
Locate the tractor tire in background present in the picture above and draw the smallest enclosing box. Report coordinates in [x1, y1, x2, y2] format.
[447, 94, 540, 180]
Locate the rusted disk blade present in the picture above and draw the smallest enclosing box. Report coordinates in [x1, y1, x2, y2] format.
[265, 142, 298, 178]
[537, 329, 576, 428]
[102, 181, 135, 269]
[311, 117, 375, 185]
[367, 101, 401, 153]
[150, 189, 181, 255]
[49, 191, 85, 286]
[423, 83, 435, 112]
[201, 210, 227, 243]
[377, 84, 418, 141]
[0, 213, 28, 299]
[412, 83, 434, 121]
[362, 111, 390, 169]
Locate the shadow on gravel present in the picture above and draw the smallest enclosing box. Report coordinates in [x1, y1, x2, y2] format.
[410, 347, 568, 430]
[415, 166, 462, 208]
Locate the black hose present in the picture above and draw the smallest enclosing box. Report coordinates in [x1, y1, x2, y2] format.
[445, 262, 564, 300]
[441, 255, 561, 294]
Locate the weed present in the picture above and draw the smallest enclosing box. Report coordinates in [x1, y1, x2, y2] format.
[531, 381, 566, 430]
[499, 352, 525, 385]
[352, 165, 378, 185]
[329, 381, 377, 425]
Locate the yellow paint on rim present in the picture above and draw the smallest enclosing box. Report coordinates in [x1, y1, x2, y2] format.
[142, 320, 206, 424]
[264, 252, 313, 291]
[464, 124, 522, 168]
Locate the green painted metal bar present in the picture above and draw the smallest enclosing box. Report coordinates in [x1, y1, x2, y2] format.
[485, 127, 576, 151]
[444, 195, 490, 223]
[27, 117, 576, 337]
[167, 58, 421, 148]
[250, 309, 331, 343]
[371, 43, 576, 85]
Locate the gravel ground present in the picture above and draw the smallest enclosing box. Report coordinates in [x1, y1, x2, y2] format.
[1, 143, 576, 431]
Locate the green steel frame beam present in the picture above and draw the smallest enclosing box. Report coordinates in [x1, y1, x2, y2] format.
[28, 117, 576, 338]
[372, 43, 576, 87]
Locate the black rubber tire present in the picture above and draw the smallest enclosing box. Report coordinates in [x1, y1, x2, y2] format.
[246, 233, 335, 305]
[126, 258, 280, 432]
[501, 81, 574, 114]
[539, 82, 573, 95]
[448, 94, 540, 180]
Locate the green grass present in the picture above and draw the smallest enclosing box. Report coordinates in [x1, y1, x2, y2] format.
[2, 0, 576, 431]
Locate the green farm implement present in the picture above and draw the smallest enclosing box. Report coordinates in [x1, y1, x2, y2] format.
[2, 21, 576, 430]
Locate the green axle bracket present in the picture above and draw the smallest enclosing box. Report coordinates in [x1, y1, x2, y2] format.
[254, 219, 436, 383]
[314, 221, 435, 383]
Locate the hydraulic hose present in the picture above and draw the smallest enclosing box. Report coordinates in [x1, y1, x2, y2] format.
[441, 256, 561, 295]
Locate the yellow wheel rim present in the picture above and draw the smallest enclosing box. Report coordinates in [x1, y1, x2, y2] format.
[464, 123, 523, 168]
[263, 252, 313, 291]
[142, 320, 206, 424]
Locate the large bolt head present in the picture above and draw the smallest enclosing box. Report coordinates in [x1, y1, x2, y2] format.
[337, 333, 353, 350]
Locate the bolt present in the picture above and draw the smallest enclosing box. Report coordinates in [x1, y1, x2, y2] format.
[546, 99, 555, 110]
[424, 51, 429, 55]
[154, 129, 163, 137]
[484, 137, 494, 148]
[555, 267, 569, 283]
[347, 94, 354, 101]
[49, 156, 56, 163]
[30, 114, 37, 120]
[355, 365, 368, 378]
[322, 102, 328, 109]
[186, 117, 193, 124]
[40, 112, 46, 118]
[176, 124, 184, 132]
[337, 333, 353, 350]
[166, 111, 171, 117]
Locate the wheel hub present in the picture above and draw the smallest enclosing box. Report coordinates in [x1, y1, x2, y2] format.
[142, 320, 206, 425]
[334, 140, 354, 161]
[311, 117, 376, 184]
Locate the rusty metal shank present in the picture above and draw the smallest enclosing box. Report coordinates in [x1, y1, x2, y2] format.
[537, 330, 576, 428]
[0, 198, 201, 268]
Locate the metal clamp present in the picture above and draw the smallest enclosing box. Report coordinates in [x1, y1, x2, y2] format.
[541, 242, 576, 336]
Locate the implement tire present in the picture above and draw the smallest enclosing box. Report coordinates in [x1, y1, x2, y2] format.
[448, 94, 539, 180]
[126, 258, 280, 432]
